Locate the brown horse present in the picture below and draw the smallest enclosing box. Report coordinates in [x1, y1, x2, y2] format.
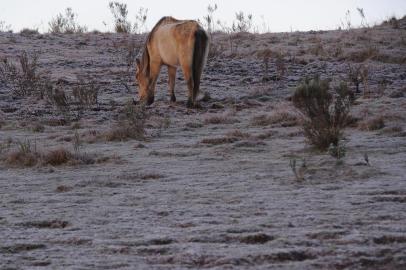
[135, 17, 209, 107]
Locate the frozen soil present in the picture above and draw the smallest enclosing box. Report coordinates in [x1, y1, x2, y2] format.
[1, 20, 406, 269]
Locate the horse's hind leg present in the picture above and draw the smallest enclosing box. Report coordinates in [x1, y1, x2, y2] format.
[180, 63, 195, 108]
[168, 66, 177, 102]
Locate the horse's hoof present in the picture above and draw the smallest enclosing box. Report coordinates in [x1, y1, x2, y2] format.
[186, 99, 200, 109]
[147, 96, 155, 105]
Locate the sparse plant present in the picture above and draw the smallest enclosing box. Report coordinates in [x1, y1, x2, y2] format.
[292, 76, 351, 151]
[109, 2, 147, 33]
[232, 11, 253, 33]
[357, 8, 369, 28]
[217, 20, 238, 53]
[48, 8, 87, 34]
[112, 39, 141, 92]
[202, 4, 218, 35]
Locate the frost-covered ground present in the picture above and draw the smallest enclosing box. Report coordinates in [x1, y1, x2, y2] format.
[1, 19, 406, 269]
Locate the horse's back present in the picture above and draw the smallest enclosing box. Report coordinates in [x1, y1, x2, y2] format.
[152, 20, 205, 67]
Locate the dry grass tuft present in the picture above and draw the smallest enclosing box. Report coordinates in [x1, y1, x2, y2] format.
[1, 140, 103, 168]
[252, 104, 299, 127]
[358, 116, 385, 131]
[6, 150, 39, 167]
[201, 137, 239, 145]
[226, 130, 251, 139]
[43, 148, 72, 166]
[55, 185, 73, 193]
[203, 112, 237, 125]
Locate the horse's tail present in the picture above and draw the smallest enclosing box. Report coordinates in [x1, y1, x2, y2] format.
[192, 27, 209, 102]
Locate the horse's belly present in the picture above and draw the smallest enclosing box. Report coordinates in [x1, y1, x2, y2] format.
[161, 52, 179, 67]
[157, 35, 179, 66]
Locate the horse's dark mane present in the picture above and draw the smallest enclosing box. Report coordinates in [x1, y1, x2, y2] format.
[140, 17, 180, 76]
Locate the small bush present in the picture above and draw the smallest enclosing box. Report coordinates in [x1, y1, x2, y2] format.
[108, 2, 148, 33]
[72, 79, 99, 107]
[292, 76, 351, 150]
[109, 2, 131, 33]
[48, 8, 87, 34]
[20, 28, 39, 36]
[232, 11, 253, 33]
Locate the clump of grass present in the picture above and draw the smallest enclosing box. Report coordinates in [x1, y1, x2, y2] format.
[48, 8, 87, 34]
[0, 139, 101, 168]
[292, 76, 351, 151]
[105, 101, 146, 141]
[5, 140, 39, 167]
[43, 148, 72, 166]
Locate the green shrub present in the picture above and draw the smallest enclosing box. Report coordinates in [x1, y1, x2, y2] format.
[292, 76, 351, 150]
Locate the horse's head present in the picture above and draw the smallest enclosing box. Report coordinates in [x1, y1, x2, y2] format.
[136, 58, 154, 105]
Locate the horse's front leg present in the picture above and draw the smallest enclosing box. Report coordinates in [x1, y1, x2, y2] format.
[146, 63, 162, 105]
[168, 66, 177, 102]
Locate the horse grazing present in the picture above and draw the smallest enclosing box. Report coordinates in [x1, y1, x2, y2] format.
[135, 17, 209, 108]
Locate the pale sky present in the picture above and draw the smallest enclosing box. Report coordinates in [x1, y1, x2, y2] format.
[1, 0, 405, 33]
